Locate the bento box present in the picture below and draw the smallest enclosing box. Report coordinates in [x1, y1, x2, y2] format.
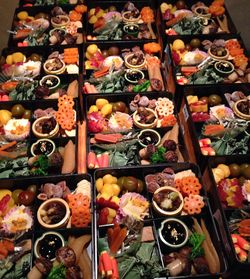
[0, 173, 94, 279]
[182, 83, 249, 170]
[92, 163, 228, 278]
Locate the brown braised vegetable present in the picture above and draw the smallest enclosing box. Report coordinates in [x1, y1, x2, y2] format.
[66, 266, 81, 279]
[163, 140, 177, 151]
[164, 151, 178, 162]
[193, 256, 210, 274]
[56, 247, 76, 267]
[154, 189, 181, 211]
[35, 257, 52, 275]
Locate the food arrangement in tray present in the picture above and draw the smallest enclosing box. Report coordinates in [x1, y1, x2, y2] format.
[87, 1, 157, 41]
[0, 97, 77, 178]
[160, 0, 233, 36]
[0, 50, 42, 80]
[185, 87, 249, 157]
[85, 91, 182, 169]
[226, 209, 250, 263]
[83, 42, 163, 94]
[94, 166, 206, 226]
[44, 47, 79, 74]
[95, 165, 224, 278]
[0, 75, 78, 101]
[28, 231, 92, 279]
[211, 161, 250, 209]
[208, 157, 250, 263]
[0, 175, 92, 278]
[10, 5, 86, 47]
[170, 37, 250, 85]
[87, 93, 176, 132]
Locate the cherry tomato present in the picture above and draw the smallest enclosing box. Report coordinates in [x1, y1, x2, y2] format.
[18, 190, 35, 206]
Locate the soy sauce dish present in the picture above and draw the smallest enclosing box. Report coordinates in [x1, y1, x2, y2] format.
[31, 139, 56, 157]
[159, 218, 189, 248]
[138, 129, 161, 147]
[34, 231, 65, 261]
[125, 69, 144, 84]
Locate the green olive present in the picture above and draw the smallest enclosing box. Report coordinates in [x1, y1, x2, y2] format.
[108, 47, 119, 56]
[22, 110, 32, 119]
[123, 176, 138, 192]
[109, 6, 117, 12]
[11, 104, 25, 118]
[190, 38, 201, 49]
[137, 179, 144, 193]
[29, 53, 42, 61]
[242, 166, 250, 179]
[208, 94, 222, 106]
[229, 163, 241, 177]
[27, 184, 37, 194]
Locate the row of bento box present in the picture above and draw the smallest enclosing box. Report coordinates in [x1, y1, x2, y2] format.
[1, 159, 249, 279]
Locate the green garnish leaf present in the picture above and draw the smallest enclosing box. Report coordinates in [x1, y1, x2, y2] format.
[188, 232, 205, 260]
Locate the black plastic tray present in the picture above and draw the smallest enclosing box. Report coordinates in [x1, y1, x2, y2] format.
[0, 99, 78, 180]
[93, 163, 228, 279]
[165, 34, 250, 110]
[85, 0, 157, 43]
[87, 121, 188, 170]
[82, 41, 167, 95]
[0, 173, 94, 278]
[85, 91, 175, 133]
[207, 155, 250, 273]
[93, 163, 207, 219]
[8, 5, 85, 48]
[157, 0, 238, 45]
[183, 83, 250, 171]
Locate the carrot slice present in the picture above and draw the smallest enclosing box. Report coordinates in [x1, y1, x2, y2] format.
[183, 194, 204, 215]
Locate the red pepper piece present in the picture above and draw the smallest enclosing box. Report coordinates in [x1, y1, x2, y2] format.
[101, 251, 113, 277]
[0, 195, 11, 213]
[111, 257, 119, 279]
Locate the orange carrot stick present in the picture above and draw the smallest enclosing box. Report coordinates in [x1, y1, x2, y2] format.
[0, 141, 17, 151]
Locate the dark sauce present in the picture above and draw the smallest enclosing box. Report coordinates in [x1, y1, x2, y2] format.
[43, 77, 59, 88]
[127, 70, 143, 82]
[33, 140, 54, 156]
[139, 131, 158, 145]
[124, 25, 139, 33]
[162, 221, 186, 245]
[216, 61, 233, 72]
[39, 234, 63, 260]
[196, 7, 207, 15]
